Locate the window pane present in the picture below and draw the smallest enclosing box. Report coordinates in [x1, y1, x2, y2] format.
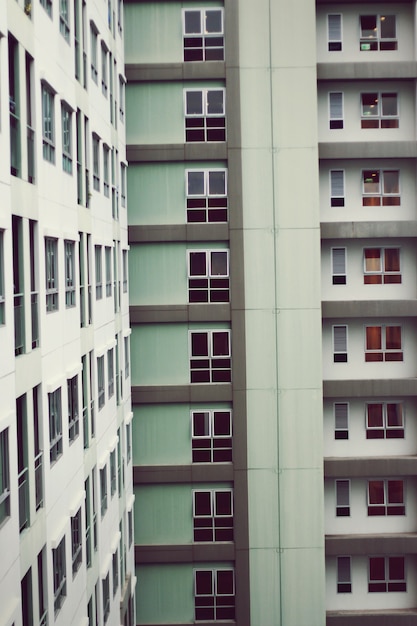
[188, 171, 205, 195]
[388, 480, 403, 504]
[385, 326, 401, 350]
[338, 557, 351, 583]
[217, 570, 234, 594]
[367, 404, 383, 427]
[362, 93, 378, 116]
[212, 332, 229, 356]
[207, 90, 224, 115]
[191, 333, 208, 357]
[208, 170, 226, 195]
[213, 411, 231, 436]
[383, 171, 399, 195]
[205, 10, 222, 33]
[193, 411, 210, 436]
[364, 249, 381, 272]
[363, 171, 380, 194]
[195, 492, 212, 516]
[368, 480, 384, 504]
[186, 92, 203, 115]
[196, 570, 213, 595]
[333, 326, 347, 351]
[329, 92, 343, 118]
[336, 480, 349, 506]
[384, 249, 400, 272]
[382, 93, 397, 116]
[381, 15, 396, 39]
[184, 10, 201, 34]
[360, 15, 377, 38]
[215, 491, 232, 515]
[387, 403, 403, 427]
[190, 252, 207, 276]
[211, 252, 227, 276]
[370, 557, 385, 581]
[335, 403, 348, 429]
[389, 556, 404, 581]
[366, 327, 381, 350]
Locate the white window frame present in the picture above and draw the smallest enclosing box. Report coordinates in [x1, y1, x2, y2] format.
[182, 8, 224, 62]
[334, 402, 349, 440]
[330, 169, 345, 206]
[329, 92, 343, 129]
[100, 465, 107, 517]
[363, 247, 401, 284]
[365, 324, 403, 362]
[95, 245, 102, 299]
[61, 103, 72, 173]
[188, 249, 230, 303]
[194, 569, 235, 621]
[110, 449, 116, 496]
[71, 508, 82, 575]
[42, 83, 55, 163]
[0, 230, 5, 324]
[97, 355, 105, 410]
[107, 348, 114, 398]
[362, 169, 400, 206]
[361, 92, 399, 128]
[368, 556, 406, 592]
[105, 246, 112, 296]
[68, 375, 79, 442]
[367, 479, 405, 516]
[52, 537, 67, 614]
[65, 240, 76, 307]
[186, 168, 228, 223]
[337, 556, 351, 593]
[45, 237, 59, 312]
[59, 0, 70, 41]
[331, 247, 346, 285]
[92, 134, 100, 191]
[335, 479, 350, 517]
[189, 329, 231, 384]
[360, 15, 397, 51]
[184, 88, 226, 142]
[328, 14, 342, 51]
[332, 325, 348, 363]
[0, 428, 10, 524]
[193, 489, 233, 542]
[49, 387, 63, 464]
[366, 401, 404, 439]
[102, 572, 110, 623]
[90, 22, 99, 83]
[191, 409, 232, 463]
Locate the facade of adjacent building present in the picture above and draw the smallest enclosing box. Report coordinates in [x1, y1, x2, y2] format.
[0, 1, 134, 625]
[125, 0, 417, 625]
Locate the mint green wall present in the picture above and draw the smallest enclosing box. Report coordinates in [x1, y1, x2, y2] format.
[132, 403, 232, 466]
[127, 161, 227, 225]
[126, 81, 224, 144]
[130, 323, 230, 385]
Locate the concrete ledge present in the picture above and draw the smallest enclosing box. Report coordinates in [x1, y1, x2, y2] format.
[319, 142, 417, 160]
[126, 61, 226, 82]
[326, 533, 417, 556]
[321, 220, 417, 240]
[133, 464, 234, 484]
[135, 543, 234, 564]
[127, 142, 228, 162]
[131, 383, 233, 404]
[323, 379, 417, 398]
[128, 223, 230, 243]
[130, 303, 231, 324]
[318, 61, 417, 81]
[324, 456, 417, 478]
[327, 609, 417, 626]
[322, 300, 417, 318]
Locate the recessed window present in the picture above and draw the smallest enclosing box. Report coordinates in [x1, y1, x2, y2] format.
[336, 479, 350, 516]
[329, 92, 343, 129]
[365, 325, 402, 362]
[65, 240, 76, 307]
[92, 134, 100, 190]
[361, 93, 399, 129]
[328, 14, 342, 51]
[42, 83, 55, 163]
[185, 89, 226, 142]
[189, 330, 231, 383]
[368, 480, 405, 516]
[366, 402, 404, 439]
[333, 325, 347, 363]
[100, 465, 107, 517]
[95, 245, 102, 299]
[362, 170, 400, 206]
[71, 508, 82, 575]
[101, 43, 108, 97]
[186, 169, 228, 223]
[110, 449, 116, 496]
[40, 0, 52, 17]
[330, 170, 344, 206]
[0, 230, 5, 325]
[188, 250, 229, 302]
[61, 104, 72, 174]
[337, 556, 351, 593]
[334, 402, 349, 440]
[194, 569, 235, 621]
[192, 409, 232, 463]
[90, 22, 99, 83]
[331, 248, 346, 285]
[107, 348, 114, 398]
[193, 490, 233, 542]
[0, 428, 10, 524]
[103, 145, 110, 197]
[59, 0, 70, 41]
[97, 355, 105, 410]
[49, 387, 63, 464]
[369, 556, 406, 592]
[105, 247, 112, 297]
[45, 237, 58, 312]
[183, 9, 224, 61]
[67, 375, 79, 442]
[52, 537, 67, 614]
[360, 15, 397, 51]
[102, 572, 110, 623]
[364, 248, 401, 284]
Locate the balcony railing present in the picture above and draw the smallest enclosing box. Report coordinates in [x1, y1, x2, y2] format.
[34, 451, 44, 510]
[18, 467, 29, 532]
[14, 293, 25, 356]
[31, 291, 39, 348]
[27, 125, 35, 183]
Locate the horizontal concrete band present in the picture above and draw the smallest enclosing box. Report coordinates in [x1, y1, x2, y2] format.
[128, 223, 230, 243]
[326, 610, 417, 626]
[130, 304, 231, 324]
[127, 143, 227, 163]
[322, 300, 417, 318]
[321, 220, 417, 239]
[324, 456, 417, 477]
[318, 61, 417, 81]
[126, 61, 225, 82]
[135, 543, 234, 564]
[319, 141, 417, 160]
[323, 378, 417, 398]
[131, 384, 233, 404]
[133, 464, 234, 484]
[326, 533, 417, 555]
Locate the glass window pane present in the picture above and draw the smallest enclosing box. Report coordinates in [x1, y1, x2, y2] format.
[208, 170, 226, 195]
[207, 90, 224, 115]
[387, 403, 403, 427]
[360, 15, 377, 38]
[370, 557, 385, 581]
[382, 93, 397, 117]
[188, 171, 205, 195]
[211, 252, 227, 276]
[385, 326, 401, 350]
[193, 411, 210, 436]
[212, 332, 229, 356]
[368, 480, 384, 504]
[196, 570, 213, 595]
[338, 557, 351, 583]
[384, 249, 400, 272]
[363, 171, 380, 194]
[364, 249, 381, 272]
[217, 570, 233, 594]
[383, 171, 399, 194]
[186, 91, 203, 115]
[362, 93, 379, 116]
[205, 10, 222, 33]
[389, 557, 404, 581]
[184, 10, 201, 34]
[367, 404, 383, 427]
[213, 411, 231, 436]
[388, 480, 403, 504]
[191, 333, 208, 357]
[215, 491, 232, 515]
[381, 16, 396, 39]
[366, 326, 381, 350]
[195, 492, 212, 516]
[190, 252, 207, 276]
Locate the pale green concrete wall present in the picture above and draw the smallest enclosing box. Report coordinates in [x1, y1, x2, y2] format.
[236, 0, 325, 624]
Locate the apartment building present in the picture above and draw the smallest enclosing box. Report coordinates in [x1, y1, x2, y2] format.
[125, 0, 417, 625]
[0, 1, 134, 626]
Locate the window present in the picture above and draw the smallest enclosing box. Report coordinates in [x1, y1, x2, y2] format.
[190, 330, 231, 383]
[59, 0, 70, 41]
[107, 348, 114, 398]
[186, 169, 227, 223]
[40, 0, 52, 17]
[185, 89, 226, 142]
[68, 375, 79, 442]
[362, 170, 400, 206]
[334, 402, 349, 440]
[194, 569, 235, 621]
[92, 134, 100, 190]
[42, 83, 55, 162]
[329, 92, 343, 129]
[110, 449, 116, 496]
[49, 388, 63, 463]
[126, 421, 132, 464]
[120, 162, 127, 207]
[369, 556, 406, 592]
[101, 43, 108, 97]
[360, 15, 397, 51]
[364, 248, 401, 284]
[188, 250, 229, 302]
[102, 573, 110, 623]
[61, 104, 72, 173]
[0, 230, 4, 324]
[192, 409, 232, 462]
[119, 75, 125, 122]
[128, 508, 133, 547]
[366, 402, 404, 439]
[124, 335, 130, 378]
[95, 245, 102, 299]
[193, 490, 233, 542]
[37, 547, 48, 626]
[122, 250, 128, 293]
[361, 93, 399, 129]
[368, 480, 405, 516]
[65, 240, 76, 306]
[97, 355, 105, 409]
[332, 248, 346, 285]
[183, 8, 224, 61]
[330, 170, 344, 206]
[52, 537, 66, 614]
[45, 238, 58, 312]
[333, 325, 347, 363]
[100, 466, 107, 517]
[112, 551, 118, 596]
[71, 508, 82, 575]
[90, 22, 98, 83]
[337, 556, 351, 593]
[336, 480, 350, 516]
[105, 247, 112, 296]
[365, 325, 402, 362]
[0, 429, 10, 524]
[328, 14, 342, 51]
[103, 145, 110, 196]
